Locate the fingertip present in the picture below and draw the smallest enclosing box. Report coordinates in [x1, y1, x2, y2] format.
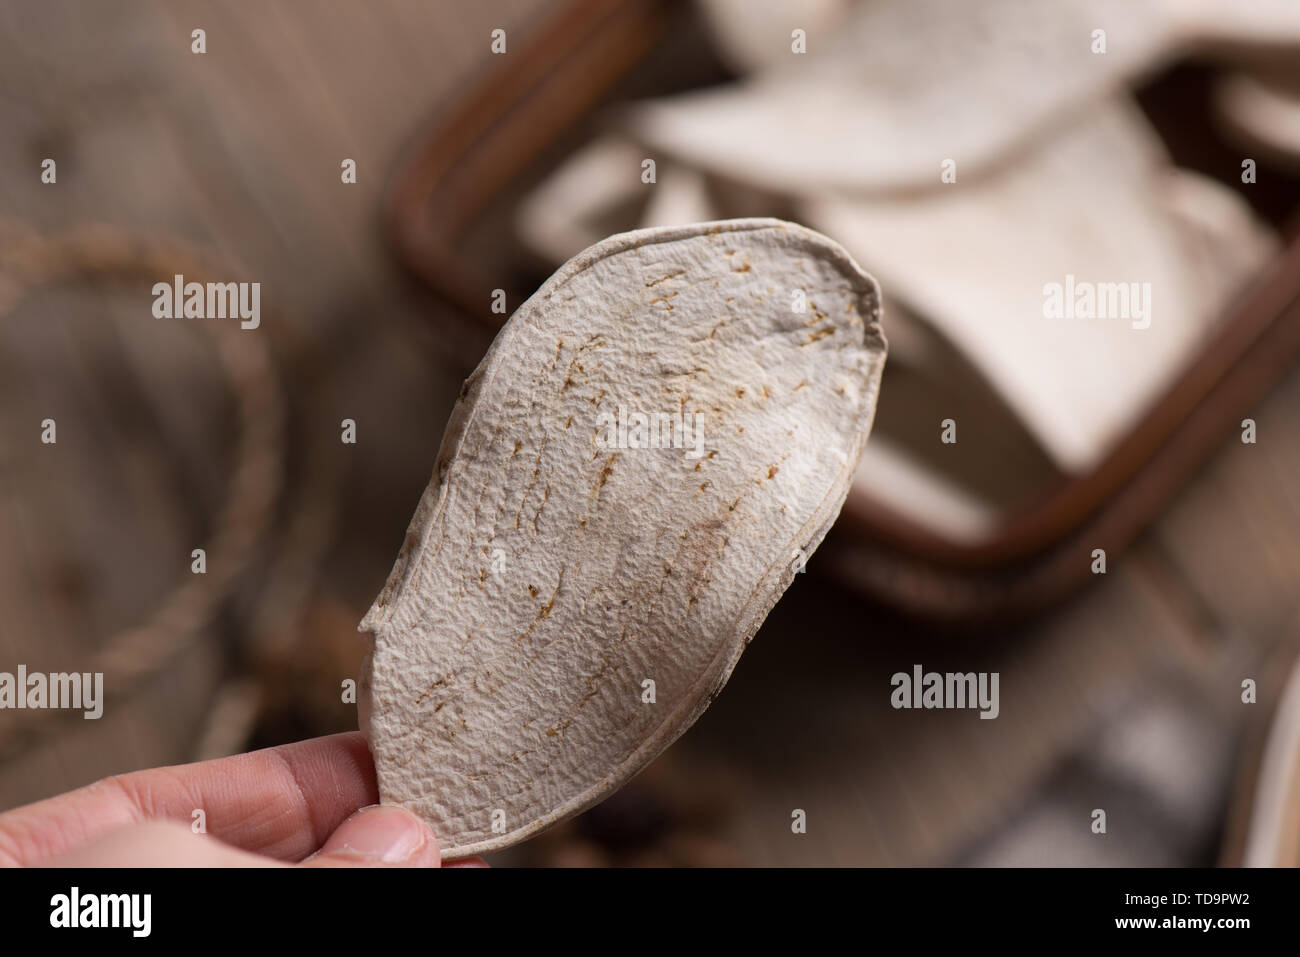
[303, 804, 440, 868]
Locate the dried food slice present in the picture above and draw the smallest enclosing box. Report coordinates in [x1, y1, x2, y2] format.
[359, 218, 886, 858]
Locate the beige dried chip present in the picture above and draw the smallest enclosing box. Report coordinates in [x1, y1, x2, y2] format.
[514, 137, 648, 264]
[1171, 0, 1300, 53]
[630, 0, 1300, 195]
[1214, 71, 1300, 170]
[803, 99, 1275, 472]
[359, 218, 886, 858]
[629, 0, 1168, 193]
[696, 0, 858, 75]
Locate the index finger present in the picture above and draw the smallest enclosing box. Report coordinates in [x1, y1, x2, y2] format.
[0, 731, 378, 866]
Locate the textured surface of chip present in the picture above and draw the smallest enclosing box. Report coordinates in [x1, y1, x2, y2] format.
[359, 218, 886, 858]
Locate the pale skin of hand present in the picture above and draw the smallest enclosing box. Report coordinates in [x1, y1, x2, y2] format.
[0, 732, 486, 867]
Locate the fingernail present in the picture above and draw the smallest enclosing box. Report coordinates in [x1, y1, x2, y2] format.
[324, 805, 435, 864]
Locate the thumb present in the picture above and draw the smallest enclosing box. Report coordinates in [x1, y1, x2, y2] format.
[301, 805, 440, 868]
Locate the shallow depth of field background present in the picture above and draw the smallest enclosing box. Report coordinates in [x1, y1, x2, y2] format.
[1, 0, 1298, 866]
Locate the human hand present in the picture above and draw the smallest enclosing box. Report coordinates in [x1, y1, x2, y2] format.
[0, 732, 484, 867]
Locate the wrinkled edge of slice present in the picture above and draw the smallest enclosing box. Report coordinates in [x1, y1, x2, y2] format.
[359, 217, 885, 858]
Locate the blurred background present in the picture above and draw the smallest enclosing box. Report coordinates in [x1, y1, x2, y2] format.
[2, 0, 1300, 866]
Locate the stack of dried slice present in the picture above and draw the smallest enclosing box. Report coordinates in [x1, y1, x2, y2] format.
[516, 0, 1296, 546]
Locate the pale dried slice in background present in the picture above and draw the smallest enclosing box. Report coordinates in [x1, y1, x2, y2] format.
[1167, 0, 1300, 54]
[1238, 652, 1300, 866]
[517, 137, 723, 265]
[804, 99, 1275, 473]
[631, 0, 1300, 195]
[637, 165, 716, 232]
[847, 302, 1061, 544]
[514, 138, 649, 265]
[840, 159, 1276, 542]
[517, 136, 787, 267]
[1213, 71, 1300, 171]
[359, 218, 885, 858]
[1158, 166, 1280, 302]
[629, 0, 1168, 193]
[695, 0, 858, 75]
